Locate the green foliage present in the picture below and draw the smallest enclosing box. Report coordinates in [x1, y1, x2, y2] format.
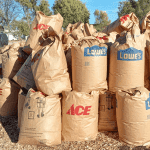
[11, 20, 30, 38]
[118, 0, 136, 17]
[52, 0, 90, 28]
[118, 0, 150, 20]
[36, 0, 52, 16]
[15, 0, 38, 16]
[93, 10, 111, 31]
[13, 0, 52, 38]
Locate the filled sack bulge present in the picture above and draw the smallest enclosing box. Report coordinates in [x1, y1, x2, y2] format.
[19, 88, 61, 146]
[18, 89, 27, 128]
[71, 36, 108, 93]
[103, 12, 139, 34]
[62, 90, 99, 142]
[2, 43, 22, 79]
[109, 25, 146, 92]
[23, 11, 63, 55]
[0, 78, 20, 116]
[13, 54, 37, 90]
[116, 87, 150, 146]
[31, 29, 71, 96]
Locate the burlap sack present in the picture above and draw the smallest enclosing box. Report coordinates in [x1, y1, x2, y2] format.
[0, 78, 20, 116]
[116, 87, 150, 146]
[2, 43, 22, 79]
[18, 89, 27, 128]
[23, 11, 63, 55]
[140, 11, 150, 33]
[31, 34, 71, 96]
[72, 36, 108, 93]
[98, 90, 117, 131]
[19, 88, 61, 146]
[103, 12, 139, 34]
[109, 25, 146, 92]
[13, 54, 36, 90]
[62, 90, 99, 141]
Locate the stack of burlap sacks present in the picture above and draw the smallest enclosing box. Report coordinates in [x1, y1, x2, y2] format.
[0, 10, 150, 147]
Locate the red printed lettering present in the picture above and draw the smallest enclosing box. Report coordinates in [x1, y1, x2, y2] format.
[66, 104, 91, 115]
[96, 36, 108, 40]
[120, 15, 130, 24]
[83, 106, 91, 115]
[75, 106, 84, 115]
[33, 24, 50, 30]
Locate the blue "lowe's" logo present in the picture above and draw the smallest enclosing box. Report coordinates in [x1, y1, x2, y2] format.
[117, 47, 143, 61]
[145, 93, 150, 110]
[84, 45, 107, 56]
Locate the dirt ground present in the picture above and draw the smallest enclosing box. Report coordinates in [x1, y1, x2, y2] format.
[0, 115, 150, 150]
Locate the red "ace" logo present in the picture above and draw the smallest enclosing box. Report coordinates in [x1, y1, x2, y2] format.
[66, 104, 91, 115]
[120, 15, 130, 24]
[33, 24, 50, 30]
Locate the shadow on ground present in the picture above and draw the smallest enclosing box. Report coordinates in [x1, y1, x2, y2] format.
[0, 115, 19, 143]
[119, 145, 150, 150]
[102, 131, 120, 142]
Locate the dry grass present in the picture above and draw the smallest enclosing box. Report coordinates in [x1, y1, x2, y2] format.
[0, 116, 150, 150]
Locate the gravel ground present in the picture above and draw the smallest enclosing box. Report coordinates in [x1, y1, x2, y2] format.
[0, 116, 150, 150]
